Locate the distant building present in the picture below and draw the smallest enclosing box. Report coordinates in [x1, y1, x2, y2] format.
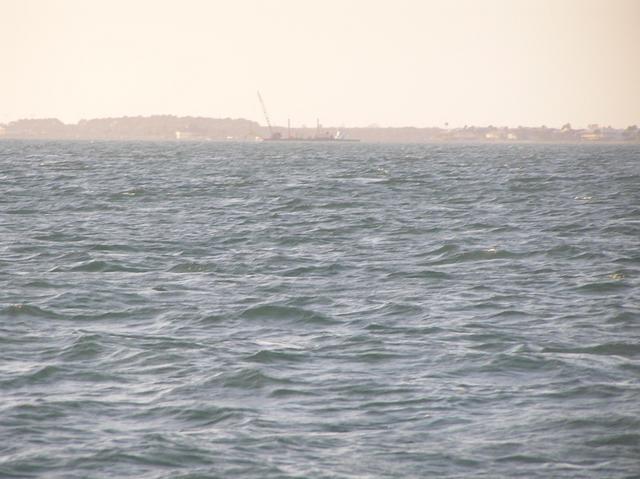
[0, 125, 5, 137]
[485, 129, 507, 140]
[175, 131, 198, 140]
[580, 133, 602, 141]
[581, 125, 603, 141]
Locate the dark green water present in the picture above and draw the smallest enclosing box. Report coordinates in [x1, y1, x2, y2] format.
[1, 141, 639, 478]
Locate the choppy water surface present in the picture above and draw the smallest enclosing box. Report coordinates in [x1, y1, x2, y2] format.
[1, 141, 639, 478]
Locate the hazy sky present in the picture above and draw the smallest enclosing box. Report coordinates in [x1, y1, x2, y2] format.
[2, 0, 639, 128]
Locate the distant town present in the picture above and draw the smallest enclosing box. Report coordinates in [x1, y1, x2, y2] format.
[1, 116, 639, 143]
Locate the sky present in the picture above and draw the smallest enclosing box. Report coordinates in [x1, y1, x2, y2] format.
[1, 0, 639, 128]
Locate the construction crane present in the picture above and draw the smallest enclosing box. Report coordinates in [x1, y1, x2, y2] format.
[256, 91, 273, 138]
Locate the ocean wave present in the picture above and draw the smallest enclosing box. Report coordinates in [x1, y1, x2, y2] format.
[2, 141, 639, 478]
[238, 304, 337, 325]
[51, 260, 150, 273]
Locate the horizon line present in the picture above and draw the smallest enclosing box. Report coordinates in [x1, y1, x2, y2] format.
[1, 115, 638, 131]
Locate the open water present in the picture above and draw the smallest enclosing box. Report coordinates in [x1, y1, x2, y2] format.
[1, 140, 639, 478]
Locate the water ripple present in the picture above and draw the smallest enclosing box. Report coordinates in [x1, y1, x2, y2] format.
[1, 141, 639, 478]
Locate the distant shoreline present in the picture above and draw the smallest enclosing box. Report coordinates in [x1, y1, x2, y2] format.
[2, 139, 638, 146]
[1, 115, 638, 143]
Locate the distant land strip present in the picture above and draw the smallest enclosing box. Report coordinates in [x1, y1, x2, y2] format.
[1, 116, 639, 143]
